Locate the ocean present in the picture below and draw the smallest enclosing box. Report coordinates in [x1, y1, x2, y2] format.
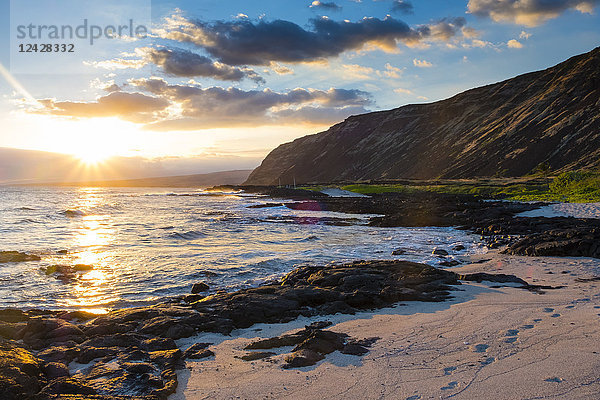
[0, 186, 484, 313]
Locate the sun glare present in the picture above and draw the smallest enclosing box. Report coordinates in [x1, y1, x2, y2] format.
[54, 118, 130, 165]
[75, 147, 113, 165]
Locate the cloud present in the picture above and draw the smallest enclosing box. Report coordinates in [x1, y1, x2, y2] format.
[274, 105, 366, 124]
[462, 38, 495, 48]
[519, 30, 532, 39]
[393, 87, 413, 94]
[507, 39, 523, 48]
[155, 14, 468, 65]
[391, 0, 414, 14]
[128, 78, 372, 129]
[37, 92, 170, 123]
[339, 62, 402, 81]
[427, 17, 468, 41]
[267, 62, 294, 75]
[309, 1, 342, 11]
[31, 75, 373, 129]
[461, 26, 480, 39]
[142, 47, 265, 83]
[85, 58, 146, 70]
[413, 58, 433, 67]
[32, 80, 370, 129]
[90, 47, 265, 83]
[90, 78, 121, 93]
[467, 0, 600, 26]
[380, 63, 403, 78]
[341, 64, 375, 80]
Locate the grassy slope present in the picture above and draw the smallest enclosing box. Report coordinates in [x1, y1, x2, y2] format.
[335, 172, 600, 203]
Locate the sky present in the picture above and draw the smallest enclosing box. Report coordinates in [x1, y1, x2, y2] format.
[0, 0, 599, 181]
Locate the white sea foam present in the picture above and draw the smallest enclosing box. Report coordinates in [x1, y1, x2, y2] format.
[0, 186, 482, 312]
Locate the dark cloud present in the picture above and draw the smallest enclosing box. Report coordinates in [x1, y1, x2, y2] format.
[38, 92, 169, 123]
[31, 79, 371, 129]
[93, 47, 265, 83]
[425, 17, 467, 41]
[309, 1, 342, 11]
[128, 78, 371, 129]
[103, 83, 121, 93]
[391, 0, 414, 15]
[142, 47, 265, 83]
[468, 0, 599, 26]
[274, 105, 367, 124]
[157, 15, 464, 65]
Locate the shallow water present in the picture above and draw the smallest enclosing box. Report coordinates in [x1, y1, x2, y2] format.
[0, 186, 484, 313]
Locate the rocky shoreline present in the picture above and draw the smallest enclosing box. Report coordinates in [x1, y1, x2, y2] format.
[1, 259, 544, 400]
[238, 186, 600, 258]
[1, 188, 597, 399]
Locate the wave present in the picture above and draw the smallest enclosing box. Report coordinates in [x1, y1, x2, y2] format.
[61, 209, 86, 218]
[165, 192, 234, 197]
[259, 216, 361, 226]
[14, 218, 42, 224]
[168, 230, 207, 240]
[298, 235, 319, 242]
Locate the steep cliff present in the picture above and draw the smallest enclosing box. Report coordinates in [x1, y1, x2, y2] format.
[245, 47, 600, 185]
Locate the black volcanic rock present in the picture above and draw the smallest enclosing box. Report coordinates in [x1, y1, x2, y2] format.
[191, 282, 210, 293]
[0, 251, 41, 263]
[245, 47, 600, 185]
[0, 340, 47, 400]
[0, 260, 542, 398]
[191, 260, 462, 331]
[244, 321, 378, 369]
[502, 218, 600, 258]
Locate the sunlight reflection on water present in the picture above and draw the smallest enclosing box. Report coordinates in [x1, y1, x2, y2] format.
[0, 186, 486, 312]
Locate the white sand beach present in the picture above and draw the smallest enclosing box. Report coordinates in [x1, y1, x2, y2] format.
[319, 188, 369, 198]
[517, 202, 600, 219]
[171, 252, 600, 400]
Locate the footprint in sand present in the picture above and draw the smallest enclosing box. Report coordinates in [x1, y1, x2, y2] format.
[480, 357, 495, 366]
[577, 298, 591, 302]
[443, 366, 457, 375]
[533, 318, 542, 323]
[566, 305, 575, 309]
[551, 313, 561, 318]
[473, 344, 489, 353]
[543, 308, 554, 313]
[521, 324, 534, 329]
[441, 381, 459, 391]
[503, 329, 519, 343]
[406, 395, 421, 400]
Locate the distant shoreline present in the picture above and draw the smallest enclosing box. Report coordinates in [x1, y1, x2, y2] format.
[3, 169, 253, 188]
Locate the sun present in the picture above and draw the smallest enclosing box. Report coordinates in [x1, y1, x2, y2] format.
[75, 147, 113, 165]
[56, 119, 129, 165]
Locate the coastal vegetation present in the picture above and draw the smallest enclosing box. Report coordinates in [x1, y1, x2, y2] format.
[336, 171, 600, 203]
